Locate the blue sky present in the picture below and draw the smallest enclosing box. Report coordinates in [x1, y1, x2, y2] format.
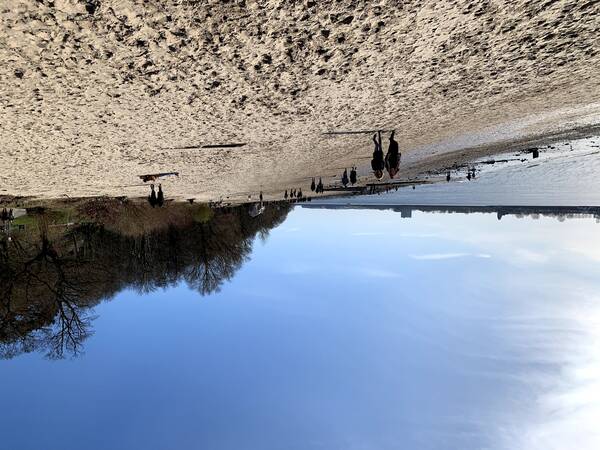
[2, 207, 600, 450]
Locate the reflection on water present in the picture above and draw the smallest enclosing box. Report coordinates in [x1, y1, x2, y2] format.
[0, 201, 290, 359]
[2, 203, 600, 450]
[317, 135, 600, 206]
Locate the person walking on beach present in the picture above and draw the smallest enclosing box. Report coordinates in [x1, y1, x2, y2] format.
[148, 184, 157, 207]
[446, 172, 451, 182]
[371, 131, 385, 180]
[317, 178, 324, 194]
[157, 184, 164, 207]
[350, 167, 357, 185]
[342, 169, 349, 187]
[385, 131, 401, 179]
[311, 178, 316, 192]
[285, 190, 289, 200]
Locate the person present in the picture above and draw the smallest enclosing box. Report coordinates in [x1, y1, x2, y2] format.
[471, 167, 476, 179]
[157, 184, 164, 207]
[385, 131, 400, 178]
[284, 190, 288, 200]
[446, 171, 451, 182]
[350, 166, 357, 185]
[342, 169, 349, 187]
[259, 191, 263, 203]
[148, 184, 157, 207]
[311, 178, 316, 192]
[371, 131, 384, 180]
[467, 170, 471, 181]
[317, 178, 324, 194]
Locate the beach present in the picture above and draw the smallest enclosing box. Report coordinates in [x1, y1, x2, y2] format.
[1, 0, 599, 201]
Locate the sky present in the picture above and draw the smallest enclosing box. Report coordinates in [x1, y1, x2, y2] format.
[2, 207, 600, 450]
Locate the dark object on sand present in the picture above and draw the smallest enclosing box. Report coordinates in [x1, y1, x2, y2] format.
[163, 143, 247, 150]
[316, 178, 324, 194]
[532, 149, 540, 159]
[157, 184, 164, 207]
[311, 178, 316, 192]
[148, 185, 157, 207]
[342, 169, 349, 187]
[446, 172, 451, 182]
[385, 131, 400, 178]
[201, 143, 247, 149]
[350, 167, 357, 185]
[139, 172, 179, 182]
[371, 132, 385, 180]
[323, 129, 394, 135]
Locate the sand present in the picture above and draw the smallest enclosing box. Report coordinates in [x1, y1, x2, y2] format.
[1, 0, 599, 201]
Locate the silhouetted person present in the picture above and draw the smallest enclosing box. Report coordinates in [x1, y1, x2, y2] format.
[148, 184, 157, 207]
[350, 166, 357, 185]
[284, 190, 289, 200]
[156, 184, 165, 207]
[467, 171, 472, 181]
[298, 188, 303, 198]
[371, 131, 385, 180]
[385, 131, 400, 178]
[532, 149, 539, 159]
[342, 169, 349, 187]
[471, 168, 476, 179]
[317, 178, 324, 194]
[446, 171, 451, 182]
[311, 178, 316, 192]
[259, 191, 263, 202]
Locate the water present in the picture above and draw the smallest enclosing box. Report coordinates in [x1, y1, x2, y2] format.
[322, 136, 600, 206]
[2, 206, 600, 450]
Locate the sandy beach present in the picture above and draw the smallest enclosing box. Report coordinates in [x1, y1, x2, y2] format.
[1, 0, 599, 201]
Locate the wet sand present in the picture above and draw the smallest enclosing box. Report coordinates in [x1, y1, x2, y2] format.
[1, 1, 599, 201]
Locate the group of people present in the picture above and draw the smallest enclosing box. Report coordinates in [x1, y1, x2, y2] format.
[284, 188, 304, 200]
[446, 167, 477, 182]
[283, 176, 326, 201]
[1, 208, 14, 223]
[147, 184, 165, 207]
[310, 177, 325, 193]
[371, 130, 400, 180]
[341, 168, 358, 187]
[466, 167, 477, 180]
